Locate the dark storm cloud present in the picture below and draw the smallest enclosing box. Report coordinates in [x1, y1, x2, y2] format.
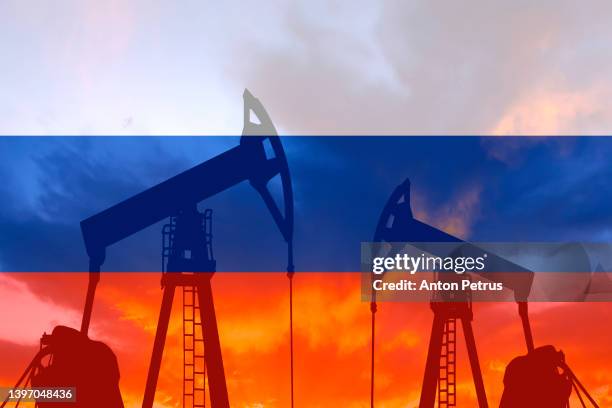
[0, 137, 196, 272]
[474, 137, 612, 241]
[1, 136, 611, 274]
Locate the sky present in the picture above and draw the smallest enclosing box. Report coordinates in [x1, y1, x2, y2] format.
[1, 136, 611, 407]
[2, 0, 612, 135]
[1, 1, 612, 407]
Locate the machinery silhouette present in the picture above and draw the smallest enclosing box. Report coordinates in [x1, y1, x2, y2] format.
[2, 90, 295, 408]
[369, 178, 599, 408]
[2, 127, 606, 408]
[1, 325, 123, 408]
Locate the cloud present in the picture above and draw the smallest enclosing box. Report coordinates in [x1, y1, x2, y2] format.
[492, 89, 603, 135]
[2, 271, 611, 406]
[412, 183, 483, 238]
[0, 274, 81, 345]
[235, 0, 612, 135]
[4, 1, 612, 135]
[0, 137, 241, 272]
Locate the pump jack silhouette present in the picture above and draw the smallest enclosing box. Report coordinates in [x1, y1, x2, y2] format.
[3, 90, 295, 408]
[369, 178, 599, 408]
[80, 89, 295, 408]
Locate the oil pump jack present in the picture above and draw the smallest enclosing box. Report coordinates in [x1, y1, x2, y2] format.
[369, 178, 599, 408]
[2, 90, 295, 408]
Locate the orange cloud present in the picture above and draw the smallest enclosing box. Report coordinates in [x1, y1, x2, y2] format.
[492, 89, 602, 135]
[0, 273, 610, 407]
[412, 183, 482, 239]
[0, 274, 81, 346]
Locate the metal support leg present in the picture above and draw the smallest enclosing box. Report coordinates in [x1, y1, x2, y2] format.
[518, 302, 534, 352]
[143, 285, 175, 408]
[461, 317, 488, 408]
[197, 277, 230, 408]
[81, 260, 101, 335]
[420, 314, 445, 408]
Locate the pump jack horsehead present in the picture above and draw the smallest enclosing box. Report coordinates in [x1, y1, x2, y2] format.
[2, 90, 295, 408]
[369, 178, 599, 408]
